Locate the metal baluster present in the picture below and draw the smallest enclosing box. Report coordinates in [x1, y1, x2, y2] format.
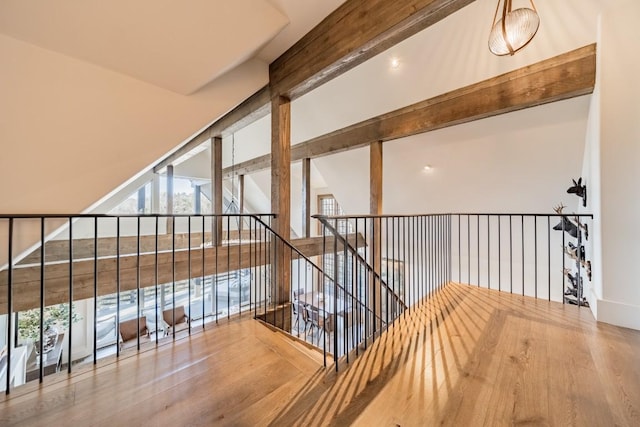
[238, 216, 242, 318]
[522, 215, 525, 296]
[68, 217, 73, 372]
[172, 216, 176, 339]
[487, 215, 490, 289]
[6, 218, 14, 394]
[547, 216, 551, 301]
[202, 215, 205, 329]
[467, 215, 470, 285]
[509, 215, 513, 294]
[498, 216, 502, 292]
[116, 217, 120, 358]
[187, 216, 192, 333]
[534, 216, 538, 299]
[154, 216, 159, 344]
[93, 217, 98, 363]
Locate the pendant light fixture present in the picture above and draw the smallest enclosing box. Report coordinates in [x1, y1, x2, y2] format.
[488, 0, 540, 56]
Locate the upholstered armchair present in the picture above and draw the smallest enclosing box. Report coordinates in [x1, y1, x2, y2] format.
[118, 317, 150, 351]
[162, 306, 190, 336]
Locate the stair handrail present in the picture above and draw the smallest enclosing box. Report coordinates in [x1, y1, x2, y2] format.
[313, 214, 408, 311]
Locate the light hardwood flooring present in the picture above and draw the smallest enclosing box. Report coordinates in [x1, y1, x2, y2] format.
[1, 283, 639, 426]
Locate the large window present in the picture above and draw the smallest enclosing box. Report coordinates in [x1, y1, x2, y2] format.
[318, 195, 353, 291]
[109, 182, 152, 214]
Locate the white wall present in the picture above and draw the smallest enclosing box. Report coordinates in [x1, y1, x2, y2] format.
[311, 97, 588, 216]
[594, 0, 640, 330]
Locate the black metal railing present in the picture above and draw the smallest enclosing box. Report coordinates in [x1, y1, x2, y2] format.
[250, 216, 386, 370]
[314, 214, 452, 356]
[313, 212, 594, 361]
[0, 213, 276, 394]
[0, 211, 593, 394]
[450, 213, 593, 306]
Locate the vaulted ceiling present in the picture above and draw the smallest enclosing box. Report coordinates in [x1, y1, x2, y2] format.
[0, 0, 606, 219]
[0, 0, 346, 94]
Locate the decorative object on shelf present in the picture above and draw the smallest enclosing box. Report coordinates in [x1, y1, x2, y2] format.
[553, 203, 588, 240]
[563, 268, 582, 290]
[567, 177, 587, 207]
[562, 269, 589, 306]
[553, 215, 579, 238]
[565, 294, 589, 307]
[566, 242, 585, 262]
[488, 0, 540, 56]
[572, 216, 589, 240]
[553, 182, 592, 306]
[553, 203, 582, 238]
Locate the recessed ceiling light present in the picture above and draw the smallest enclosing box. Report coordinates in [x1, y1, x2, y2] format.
[423, 165, 433, 171]
[390, 57, 401, 69]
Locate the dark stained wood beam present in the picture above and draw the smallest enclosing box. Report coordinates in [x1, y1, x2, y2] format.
[153, 85, 270, 173]
[271, 95, 292, 305]
[0, 234, 365, 313]
[18, 230, 258, 265]
[269, 0, 475, 99]
[370, 142, 383, 215]
[224, 45, 597, 176]
[222, 153, 270, 179]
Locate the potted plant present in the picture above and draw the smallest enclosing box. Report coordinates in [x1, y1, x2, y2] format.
[18, 303, 81, 353]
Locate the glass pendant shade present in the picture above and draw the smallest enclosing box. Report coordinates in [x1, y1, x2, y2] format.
[488, 1, 540, 56]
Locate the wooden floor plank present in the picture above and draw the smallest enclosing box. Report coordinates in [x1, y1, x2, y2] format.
[1, 283, 639, 426]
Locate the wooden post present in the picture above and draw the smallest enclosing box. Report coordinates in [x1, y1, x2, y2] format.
[271, 95, 292, 329]
[211, 137, 223, 246]
[370, 141, 383, 328]
[302, 158, 311, 238]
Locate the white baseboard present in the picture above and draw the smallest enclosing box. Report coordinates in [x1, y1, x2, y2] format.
[596, 298, 640, 331]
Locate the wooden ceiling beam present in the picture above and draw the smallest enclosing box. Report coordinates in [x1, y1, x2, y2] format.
[223, 44, 597, 178]
[0, 234, 365, 313]
[269, 0, 476, 99]
[153, 85, 271, 173]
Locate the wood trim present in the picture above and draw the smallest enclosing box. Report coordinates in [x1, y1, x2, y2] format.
[153, 85, 270, 173]
[224, 45, 597, 176]
[269, 0, 475, 99]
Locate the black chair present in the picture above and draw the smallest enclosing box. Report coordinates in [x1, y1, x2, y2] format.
[306, 306, 334, 345]
[293, 300, 309, 334]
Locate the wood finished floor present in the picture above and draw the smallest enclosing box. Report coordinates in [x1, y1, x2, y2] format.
[1, 283, 639, 426]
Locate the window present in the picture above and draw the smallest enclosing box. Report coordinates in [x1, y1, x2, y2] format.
[108, 182, 152, 214]
[317, 195, 352, 289]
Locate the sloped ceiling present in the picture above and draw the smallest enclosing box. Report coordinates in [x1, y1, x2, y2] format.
[0, 0, 289, 94]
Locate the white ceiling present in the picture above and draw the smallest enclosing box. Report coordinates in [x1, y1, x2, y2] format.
[0, 0, 605, 218]
[0, 0, 346, 95]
